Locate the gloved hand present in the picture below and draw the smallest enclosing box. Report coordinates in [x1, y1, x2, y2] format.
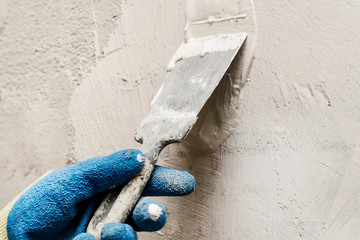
[6, 149, 196, 240]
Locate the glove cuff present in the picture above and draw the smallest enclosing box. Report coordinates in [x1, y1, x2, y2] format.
[0, 171, 53, 240]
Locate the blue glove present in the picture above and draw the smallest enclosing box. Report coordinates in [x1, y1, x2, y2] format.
[7, 149, 196, 240]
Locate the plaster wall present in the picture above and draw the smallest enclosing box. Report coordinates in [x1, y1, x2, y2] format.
[1, 0, 360, 239]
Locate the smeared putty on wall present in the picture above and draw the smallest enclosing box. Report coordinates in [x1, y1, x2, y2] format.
[181, 0, 257, 152]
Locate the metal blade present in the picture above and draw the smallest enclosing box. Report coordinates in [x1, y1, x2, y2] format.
[135, 33, 247, 157]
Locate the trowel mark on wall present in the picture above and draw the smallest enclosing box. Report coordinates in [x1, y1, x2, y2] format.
[0, 0, 10, 34]
[93, 0, 124, 55]
[185, 0, 257, 80]
[273, 72, 331, 108]
[69, 0, 186, 161]
[181, 0, 257, 153]
[292, 83, 331, 107]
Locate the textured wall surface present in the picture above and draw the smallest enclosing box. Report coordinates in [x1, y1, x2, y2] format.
[1, 0, 360, 239]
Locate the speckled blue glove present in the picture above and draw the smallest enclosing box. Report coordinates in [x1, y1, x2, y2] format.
[6, 149, 196, 240]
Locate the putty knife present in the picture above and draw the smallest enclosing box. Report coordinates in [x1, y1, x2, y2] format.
[87, 33, 247, 238]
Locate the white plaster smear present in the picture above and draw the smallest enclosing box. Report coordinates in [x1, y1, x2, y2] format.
[1, 0, 360, 239]
[148, 203, 163, 221]
[136, 154, 144, 162]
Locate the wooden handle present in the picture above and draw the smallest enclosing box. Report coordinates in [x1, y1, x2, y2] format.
[86, 158, 154, 239]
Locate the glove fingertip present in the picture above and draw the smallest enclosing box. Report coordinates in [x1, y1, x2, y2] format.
[143, 166, 196, 196]
[131, 198, 167, 232]
[109, 149, 145, 172]
[73, 233, 98, 240]
[101, 223, 137, 240]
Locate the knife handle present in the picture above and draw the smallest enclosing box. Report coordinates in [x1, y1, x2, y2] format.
[86, 158, 155, 239]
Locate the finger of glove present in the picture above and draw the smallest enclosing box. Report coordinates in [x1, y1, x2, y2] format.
[142, 166, 196, 196]
[101, 223, 137, 240]
[51, 149, 145, 202]
[129, 197, 167, 232]
[73, 233, 98, 240]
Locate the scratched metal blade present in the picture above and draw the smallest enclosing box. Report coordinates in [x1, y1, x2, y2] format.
[153, 52, 239, 114]
[135, 36, 247, 157]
